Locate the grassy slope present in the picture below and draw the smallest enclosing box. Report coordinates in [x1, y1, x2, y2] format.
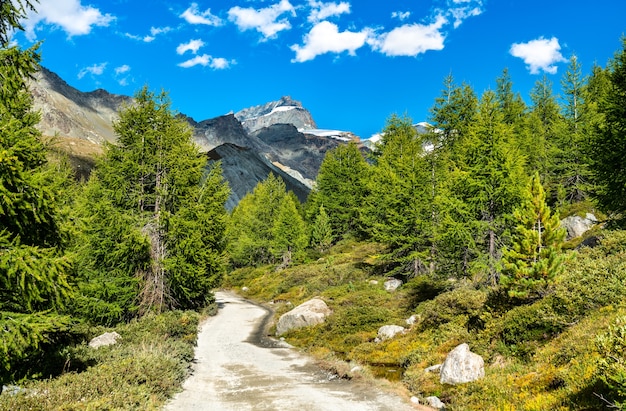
[0, 311, 201, 411]
[225, 232, 626, 410]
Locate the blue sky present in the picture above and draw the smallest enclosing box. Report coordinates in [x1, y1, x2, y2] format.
[14, 0, 626, 138]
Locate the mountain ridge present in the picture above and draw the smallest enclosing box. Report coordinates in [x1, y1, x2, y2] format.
[30, 67, 363, 207]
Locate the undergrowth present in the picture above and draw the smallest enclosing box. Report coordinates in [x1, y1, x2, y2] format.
[0, 310, 200, 411]
[226, 231, 626, 409]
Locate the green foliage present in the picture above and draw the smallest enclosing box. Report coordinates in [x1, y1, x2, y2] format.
[597, 317, 626, 409]
[364, 114, 435, 277]
[271, 193, 308, 263]
[310, 204, 333, 252]
[417, 286, 487, 330]
[501, 172, 566, 300]
[0, 310, 199, 410]
[308, 141, 369, 240]
[73, 87, 229, 317]
[227, 173, 290, 266]
[591, 37, 626, 216]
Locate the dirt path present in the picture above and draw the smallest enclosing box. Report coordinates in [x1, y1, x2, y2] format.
[164, 291, 417, 411]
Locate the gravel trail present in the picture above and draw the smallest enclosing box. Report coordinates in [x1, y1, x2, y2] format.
[164, 291, 417, 411]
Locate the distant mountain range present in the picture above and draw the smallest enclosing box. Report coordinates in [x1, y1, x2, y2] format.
[30, 67, 366, 208]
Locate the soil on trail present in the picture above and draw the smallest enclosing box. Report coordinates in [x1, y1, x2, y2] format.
[164, 291, 418, 411]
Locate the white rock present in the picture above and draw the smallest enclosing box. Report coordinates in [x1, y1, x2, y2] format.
[561, 213, 597, 240]
[384, 278, 402, 291]
[377, 325, 405, 341]
[406, 315, 418, 326]
[276, 298, 331, 336]
[410, 396, 420, 404]
[440, 343, 484, 385]
[88, 331, 122, 349]
[425, 396, 446, 409]
[241, 286, 249, 292]
[368, 280, 379, 285]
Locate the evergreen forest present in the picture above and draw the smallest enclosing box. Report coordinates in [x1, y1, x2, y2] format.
[3, 0, 626, 408]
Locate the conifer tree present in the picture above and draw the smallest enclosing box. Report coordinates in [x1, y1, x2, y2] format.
[310, 141, 369, 240]
[271, 194, 308, 266]
[227, 173, 288, 266]
[501, 172, 566, 300]
[310, 204, 333, 253]
[460, 90, 527, 284]
[590, 38, 626, 215]
[75, 87, 229, 316]
[363, 114, 434, 277]
[0, 0, 74, 378]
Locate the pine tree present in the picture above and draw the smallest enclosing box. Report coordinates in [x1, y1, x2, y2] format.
[227, 173, 288, 266]
[501, 172, 566, 300]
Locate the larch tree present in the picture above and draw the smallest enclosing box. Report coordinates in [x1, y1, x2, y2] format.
[309, 141, 369, 240]
[363, 114, 434, 277]
[75, 87, 229, 317]
[590, 37, 626, 216]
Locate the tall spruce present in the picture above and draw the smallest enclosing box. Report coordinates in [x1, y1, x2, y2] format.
[0, 0, 74, 379]
[501, 172, 566, 300]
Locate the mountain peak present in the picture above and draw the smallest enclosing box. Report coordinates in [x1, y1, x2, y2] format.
[234, 96, 316, 134]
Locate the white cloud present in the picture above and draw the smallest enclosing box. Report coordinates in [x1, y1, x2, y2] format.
[177, 39, 205, 55]
[370, 15, 447, 57]
[291, 21, 370, 62]
[449, 6, 482, 28]
[178, 54, 235, 69]
[77, 62, 107, 79]
[391, 11, 411, 21]
[125, 26, 171, 43]
[307, 1, 350, 23]
[210, 57, 234, 70]
[114, 65, 130, 75]
[510, 37, 567, 74]
[24, 0, 114, 40]
[181, 3, 222, 26]
[228, 0, 295, 39]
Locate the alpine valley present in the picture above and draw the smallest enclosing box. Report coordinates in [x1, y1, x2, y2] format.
[30, 67, 365, 209]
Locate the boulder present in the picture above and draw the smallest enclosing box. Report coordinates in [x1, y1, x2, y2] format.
[561, 213, 597, 240]
[377, 325, 405, 341]
[276, 298, 331, 336]
[425, 363, 442, 373]
[406, 314, 418, 326]
[384, 278, 402, 291]
[88, 331, 122, 349]
[425, 396, 446, 409]
[440, 343, 484, 385]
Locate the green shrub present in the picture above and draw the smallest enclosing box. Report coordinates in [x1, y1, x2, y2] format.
[596, 317, 626, 409]
[417, 287, 487, 330]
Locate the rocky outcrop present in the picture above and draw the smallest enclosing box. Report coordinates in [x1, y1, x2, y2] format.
[440, 343, 484, 385]
[88, 331, 122, 349]
[207, 143, 310, 210]
[276, 298, 331, 336]
[561, 213, 597, 240]
[235, 96, 316, 134]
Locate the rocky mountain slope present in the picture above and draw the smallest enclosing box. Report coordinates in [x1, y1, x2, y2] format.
[30, 67, 363, 207]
